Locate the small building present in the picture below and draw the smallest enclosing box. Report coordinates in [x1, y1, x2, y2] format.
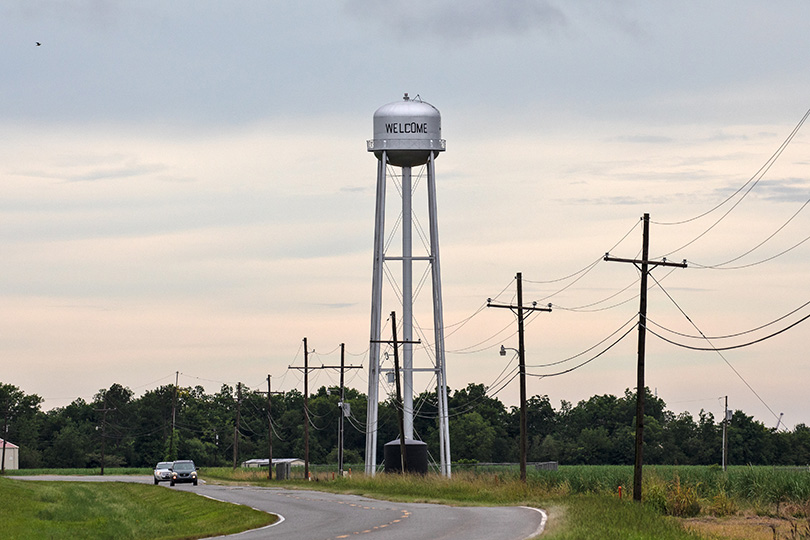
[241, 457, 304, 468]
[0, 439, 19, 470]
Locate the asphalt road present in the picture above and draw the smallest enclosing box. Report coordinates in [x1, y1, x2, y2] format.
[14, 475, 547, 540]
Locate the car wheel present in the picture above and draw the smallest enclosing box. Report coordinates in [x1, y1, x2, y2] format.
[170, 480, 175, 486]
[154, 478, 159, 485]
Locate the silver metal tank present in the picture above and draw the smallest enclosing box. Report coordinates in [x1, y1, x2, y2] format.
[367, 93, 446, 167]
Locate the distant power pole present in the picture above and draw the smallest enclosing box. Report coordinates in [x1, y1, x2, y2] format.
[232, 382, 242, 470]
[605, 213, 687, 502]
[95, 401, 116, 476]
[1, 404, 9, 475]
[171, 371, 179, 460]
[338, 343, 346, 477]
[722, 396, 729, 471]
[488, 272, 552, 483]
[257, 375, 284, 480]
[289, 339, 361, 480]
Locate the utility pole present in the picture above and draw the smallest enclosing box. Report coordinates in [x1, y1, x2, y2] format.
[605, 213, 687, 502]
[289, 338, 361, 480]
[370, 312, 421, 473]
[170, 371, 179, 460]
[1, 405, 8, 475]
[722, 396, 729, 471]
[95, 402, 116, 476]
[232, 382, 242, 470]
[487, 272, 552, 483]
[304, 338, 309, 479]
[338, 343, 346, 477]
[391, 312, 407, 473]
[257, 375, 284, 480]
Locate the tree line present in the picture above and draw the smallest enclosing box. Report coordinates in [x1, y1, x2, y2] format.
[1, 381, 808, 469]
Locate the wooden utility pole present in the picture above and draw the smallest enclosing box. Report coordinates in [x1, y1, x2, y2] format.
[487, 272, 552, 483]
[391, 311, 407, 473]
[304, 338, 309, 479]
[338, 343, 346, 477]
[370, 314, 420, 474]
[95, 402, 116, 476]
[289, 339, 361, 480]
[1, 405, 9, 475]
[258, 375, 284, 480]
[722, 396, 729, 471]
[605, 213, 687, 502]
[170, 371, 179, 460]
[232, 382, 242, 470]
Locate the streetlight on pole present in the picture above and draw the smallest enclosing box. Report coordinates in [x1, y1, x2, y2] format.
[488, 272, 551, 483]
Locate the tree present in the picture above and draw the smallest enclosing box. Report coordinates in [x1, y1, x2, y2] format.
[0, 383, 44, 470]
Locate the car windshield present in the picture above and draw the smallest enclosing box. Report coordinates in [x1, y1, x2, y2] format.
[173, 462, 195, 472]
[156, 462, 172, 469]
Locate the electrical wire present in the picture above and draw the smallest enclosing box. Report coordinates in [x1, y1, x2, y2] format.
[526, 323, 636, 378]
[645, 272, 787, 427]
[525, 313, 638, 368]
[646, 298, 810, 341]
[653, 108, 810, 227]
[688, 230, 810, 270]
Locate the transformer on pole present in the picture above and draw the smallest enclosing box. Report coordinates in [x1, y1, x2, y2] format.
[365, 93, 451, 477]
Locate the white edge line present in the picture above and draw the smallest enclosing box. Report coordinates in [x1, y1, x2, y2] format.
[520, 506, 548, 538]
[199, 493, 285, 537]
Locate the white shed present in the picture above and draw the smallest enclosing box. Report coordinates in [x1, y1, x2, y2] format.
[0, 439, 19, 470]
[241, 457, 304, 468]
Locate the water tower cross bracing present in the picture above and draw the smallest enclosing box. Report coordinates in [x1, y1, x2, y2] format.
[365, 93, 451, 477]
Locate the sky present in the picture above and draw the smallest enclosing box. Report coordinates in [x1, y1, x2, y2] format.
[2, 1, 810, 433]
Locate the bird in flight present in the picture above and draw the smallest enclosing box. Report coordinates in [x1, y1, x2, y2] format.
[36, 42, 41, 46]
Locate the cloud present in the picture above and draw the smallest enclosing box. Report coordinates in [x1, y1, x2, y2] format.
[344, 0, 567, 40]
[752, 178, 810, 203]
[612, 135, 674, 144]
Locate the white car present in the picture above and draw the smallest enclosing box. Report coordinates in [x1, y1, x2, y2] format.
[153, 461, 173, 485]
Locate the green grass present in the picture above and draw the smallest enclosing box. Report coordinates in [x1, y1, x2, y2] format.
[4, 467, 151, 476]
[0, 476, 276, 539]
[542, 495, 704, 540]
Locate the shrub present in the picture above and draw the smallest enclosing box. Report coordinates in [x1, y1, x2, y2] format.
[708, 489, 737, 517]
[667, 474, 701, 517]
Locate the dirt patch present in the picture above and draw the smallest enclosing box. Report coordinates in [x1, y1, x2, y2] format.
[684, 515, 810, 540]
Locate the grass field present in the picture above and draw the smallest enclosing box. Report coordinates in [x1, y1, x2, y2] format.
[0, 476, 276, 539]
[4, 467, 152, 476]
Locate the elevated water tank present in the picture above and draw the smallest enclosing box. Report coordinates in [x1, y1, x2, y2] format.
[368, 93, 445, 167]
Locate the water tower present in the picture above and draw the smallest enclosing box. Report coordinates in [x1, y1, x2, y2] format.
[365, 94, 452, 477]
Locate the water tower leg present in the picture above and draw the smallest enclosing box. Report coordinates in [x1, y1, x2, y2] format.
[366, 153, 387, 476]
[402, 166, 414, 441]
[427, 153, 451, 477]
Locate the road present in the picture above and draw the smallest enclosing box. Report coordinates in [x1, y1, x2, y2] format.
[14, 475, 547, 540]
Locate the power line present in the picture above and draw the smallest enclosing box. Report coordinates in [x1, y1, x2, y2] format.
[527, 323, 636, 379]
[653, 108, 810, 227]
[646, 272, 786, 427]
[646, 297, 810, 341]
